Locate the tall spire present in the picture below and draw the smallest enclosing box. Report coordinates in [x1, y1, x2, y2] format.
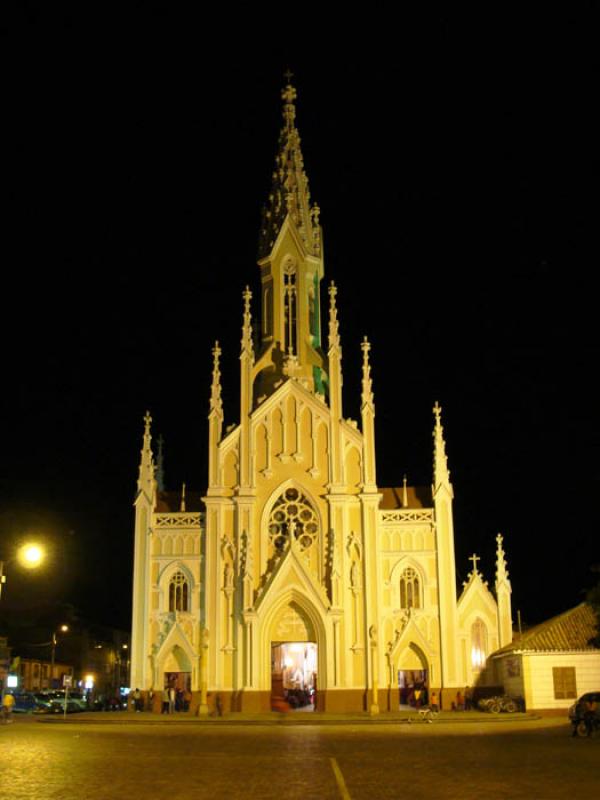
[258, 76, 321, 258]
[433, 401, 451, 492]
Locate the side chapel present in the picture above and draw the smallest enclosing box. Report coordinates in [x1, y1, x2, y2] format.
[130, 80, 513, 712]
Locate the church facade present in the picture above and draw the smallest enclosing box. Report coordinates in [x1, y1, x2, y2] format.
[130, 81, 513, 713]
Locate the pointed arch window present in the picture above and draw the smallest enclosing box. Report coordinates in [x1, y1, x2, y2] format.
[169, 571, 189, 612]
[268, 487, 319, 552]
[399, 567, 421, 610]
[471, 618, 488, 671]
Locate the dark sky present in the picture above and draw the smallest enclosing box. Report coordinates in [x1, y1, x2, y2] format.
[1, 7, 598, 632]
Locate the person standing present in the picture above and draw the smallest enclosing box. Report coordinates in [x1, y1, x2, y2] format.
[1, 692, 15, 723]
[430, 690, 439, 713]
[583, 697, 598, 737]
[161, 688, 169, 714]
[168, 686, 176, 715]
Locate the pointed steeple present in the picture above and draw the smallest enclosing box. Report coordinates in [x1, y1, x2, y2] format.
[258, 76, 321, 259]
[180, 482, 186, 512]
[432, 401, 452, 494]
[137, 410, 155, 496]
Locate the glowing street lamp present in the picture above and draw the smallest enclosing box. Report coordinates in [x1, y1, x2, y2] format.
[0, 542, 46, 600]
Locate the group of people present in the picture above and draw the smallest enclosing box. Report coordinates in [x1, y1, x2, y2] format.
[160, 686, 192, 714]
[453, 687, 474, 711]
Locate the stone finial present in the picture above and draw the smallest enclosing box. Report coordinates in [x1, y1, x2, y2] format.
[361, 336, 374, 409]
[328, 281, 340, 350]
[432, 401, 451, 489]
[180, 483, 186, 512]
[137, 410, 154, 493]
[241, 286, 254, 360]
[495, 533, 510, 585]
[402, 474, 408, 508]
[210, 341, 223, 416]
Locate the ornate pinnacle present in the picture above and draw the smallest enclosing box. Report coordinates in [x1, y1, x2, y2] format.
[361, 337, 374, 409]
[210, 341, 223, 416]
[328, 281, 340, 350]
[180, 482, 186, 512]
[433, 401, 450, 488]
[138, 410, 154, 493]
[241, 287, 254, 361]
[495, 533, 510, 584]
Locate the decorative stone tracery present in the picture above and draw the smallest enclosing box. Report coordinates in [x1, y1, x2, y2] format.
[268, 487, 319, 552]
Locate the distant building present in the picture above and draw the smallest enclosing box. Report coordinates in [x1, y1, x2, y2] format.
[131, 79, 513, 713]
[16, 658, 73, 692]
[490, 603, 600, 710]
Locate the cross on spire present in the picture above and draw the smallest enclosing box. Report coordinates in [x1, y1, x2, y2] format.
[469, 553, 480, 574]
[284, 68, 294, 84]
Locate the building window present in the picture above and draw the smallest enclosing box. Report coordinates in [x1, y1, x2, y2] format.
[553, 667, 577, 700]
[399, 567, 421, 609]
[168, 571, 189, 612]
[471, 618, 488, 671]
[268, 487, 319, 552]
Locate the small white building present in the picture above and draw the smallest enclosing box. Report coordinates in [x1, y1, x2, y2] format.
[489, 603, 600, 711]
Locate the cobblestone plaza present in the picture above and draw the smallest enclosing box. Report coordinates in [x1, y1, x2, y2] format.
[2, 715, 597, 799]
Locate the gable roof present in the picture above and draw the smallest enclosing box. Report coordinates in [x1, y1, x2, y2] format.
[493, 602, 599, 655]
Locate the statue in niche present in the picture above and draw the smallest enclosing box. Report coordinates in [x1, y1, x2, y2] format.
[224, 562, 234, 590]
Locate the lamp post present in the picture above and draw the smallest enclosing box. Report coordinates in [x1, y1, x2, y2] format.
[50, 625, 69, 689]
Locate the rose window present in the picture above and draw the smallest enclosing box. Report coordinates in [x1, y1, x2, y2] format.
[268, 487, 319, 552]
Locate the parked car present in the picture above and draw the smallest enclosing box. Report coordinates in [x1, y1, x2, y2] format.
[478, 695, 523, 713]
[11, 693, 40, 713]
[568, 692, 600, 736]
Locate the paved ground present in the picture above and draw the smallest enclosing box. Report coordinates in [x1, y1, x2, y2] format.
[2, 714, 596, 799]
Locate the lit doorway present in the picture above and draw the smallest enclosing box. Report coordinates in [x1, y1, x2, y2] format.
[271, 642, 317, 711]
[398, 669, 428, 708]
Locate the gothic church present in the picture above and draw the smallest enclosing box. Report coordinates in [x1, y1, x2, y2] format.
[130, 80, 513, 712]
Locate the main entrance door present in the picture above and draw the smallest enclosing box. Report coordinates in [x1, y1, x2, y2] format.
[271, 642, 317, 711]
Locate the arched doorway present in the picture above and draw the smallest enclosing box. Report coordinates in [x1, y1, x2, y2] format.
[270, 600, 317, 711]
[163, 645, 192, 709]
[396, 642, 429, 708]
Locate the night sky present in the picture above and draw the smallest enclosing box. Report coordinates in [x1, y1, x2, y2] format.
[2, 8, 598, 633]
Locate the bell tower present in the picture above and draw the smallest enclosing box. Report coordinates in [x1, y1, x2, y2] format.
[255, 78, 326, 401]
